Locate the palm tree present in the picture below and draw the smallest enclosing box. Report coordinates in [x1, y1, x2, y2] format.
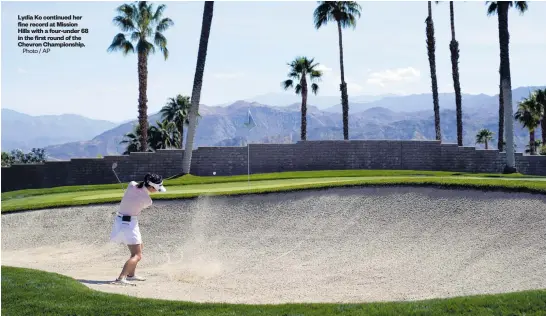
[182, 1, 214, 175]
[534, 88, 546, 145]
[313, 1, 361, 140]
[120, 124, 145, 154]
[515, 93, 541, 155]
[448, 1, 462, 146]
[160, 95, 192, 149]
[487, 1, 528, 171]
[149, 120, 180, 150]
[121, 120, 179, 154]
[476, 128, 494, 150]
[107, 1, 173, 152]
[426, 1, 441, 141]
[497, 67, 504, 151]
[282, 57, 323, 141]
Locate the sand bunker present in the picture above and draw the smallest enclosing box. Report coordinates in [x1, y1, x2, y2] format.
[2, 187, 546, 304]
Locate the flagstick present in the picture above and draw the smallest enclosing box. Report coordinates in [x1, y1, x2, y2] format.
[245, 104, 256, 188]
[247, 138, 250, 187]
[247, 105, 251, 188]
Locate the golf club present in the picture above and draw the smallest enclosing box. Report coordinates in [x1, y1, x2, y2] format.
[111, 162, 125, 190]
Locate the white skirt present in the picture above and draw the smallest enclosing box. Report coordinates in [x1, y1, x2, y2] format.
[110, 215, 142, 245]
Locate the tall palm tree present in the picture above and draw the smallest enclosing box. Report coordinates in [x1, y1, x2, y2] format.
[313, 1, 361, 140]
[476, 128, 494, 150]
[426, 1, 441, 141]
[487, 1, 528, 171]
[515, 93, 542, 155]
[448, 1, 463, 146]
[160, 95, 192, 149]
[107, 1, 173, 152]
[282, 57, 323, 141]
[497, 67, 504, 151]
[182, 1, 214, 175]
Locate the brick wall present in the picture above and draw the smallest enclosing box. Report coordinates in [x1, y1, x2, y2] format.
[2, 140, 545, 192]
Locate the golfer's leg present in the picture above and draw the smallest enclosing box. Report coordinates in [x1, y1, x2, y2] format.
[117, 244, 142, 280]
[128, 244, 143, 276]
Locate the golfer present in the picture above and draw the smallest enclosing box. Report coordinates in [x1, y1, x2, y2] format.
[110, 173, 166, 286]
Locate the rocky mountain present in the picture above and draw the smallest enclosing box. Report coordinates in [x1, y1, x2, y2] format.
[244, 92, 396, 109]
[1, 109, 117, 152]
[322, 86, 541, 114]
[5, 86, 543, 160]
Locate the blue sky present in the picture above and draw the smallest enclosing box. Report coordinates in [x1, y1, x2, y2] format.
[2, 1, 545, 122]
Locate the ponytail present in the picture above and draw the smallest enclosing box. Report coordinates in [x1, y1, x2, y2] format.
[137, 174, 151, 188]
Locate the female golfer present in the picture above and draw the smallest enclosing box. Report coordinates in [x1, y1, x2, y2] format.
[110, 173, 166, 286]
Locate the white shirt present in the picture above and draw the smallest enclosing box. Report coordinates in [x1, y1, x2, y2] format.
[118, 181, 152, 216]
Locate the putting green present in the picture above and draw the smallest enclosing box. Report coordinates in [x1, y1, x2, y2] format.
[73, 177, 393, 201]
[2, 175, 544, 212]
[1, 178, 337, 207]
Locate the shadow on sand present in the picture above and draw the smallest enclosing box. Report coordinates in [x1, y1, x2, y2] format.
[77, 279, 115, 285]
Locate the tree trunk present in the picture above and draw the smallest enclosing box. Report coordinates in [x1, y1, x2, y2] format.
[497, 2, 516, 172]
[180, 125, 184, 150]
[529, 130, 536, 155]
[485, 140, 489, 150]
[301, 76, 308, 141]
[137, 51, 149, 152]
[182, 1, 214, 175]
[449, 1, 462, 146]
[426, 1, 441, 141]
[498, 70, 504, 152]
[541, 115, 546, 146]
[337, 21, 349, 140]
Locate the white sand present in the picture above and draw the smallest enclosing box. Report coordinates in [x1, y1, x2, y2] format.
[2, 187, 545, 304]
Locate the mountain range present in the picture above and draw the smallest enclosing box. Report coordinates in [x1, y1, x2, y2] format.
[1, 109, 117, 152]
[2, 85, 544, 160]
[244, 92, 398, 109]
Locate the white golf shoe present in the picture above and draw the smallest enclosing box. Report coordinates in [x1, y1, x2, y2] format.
[111, 278, 136, 286]
[127, 275, 146, 281]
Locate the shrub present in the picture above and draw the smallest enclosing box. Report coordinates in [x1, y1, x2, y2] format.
[1, 148, 47, 167]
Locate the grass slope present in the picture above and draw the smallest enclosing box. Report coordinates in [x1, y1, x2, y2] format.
[2, 266, 546, 316]
[2, 171, 546, 213]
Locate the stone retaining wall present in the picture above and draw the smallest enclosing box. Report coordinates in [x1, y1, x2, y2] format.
[2, 140, 545, 192]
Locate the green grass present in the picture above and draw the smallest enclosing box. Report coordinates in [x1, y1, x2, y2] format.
[3, 173, 546, 314]
[2, 266, 546, 316]
[2, 170, 546, 213]
[2, 169, 540, 200]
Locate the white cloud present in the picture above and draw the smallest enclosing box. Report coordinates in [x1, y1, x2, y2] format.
[17, 68, 27, 74]
[213, 72, 244, 79]
[315, 64, 332, 73]
[366, 67, 421, 87]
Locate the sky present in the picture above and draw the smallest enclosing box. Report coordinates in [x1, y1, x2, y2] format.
[2, 0, 545, 122]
